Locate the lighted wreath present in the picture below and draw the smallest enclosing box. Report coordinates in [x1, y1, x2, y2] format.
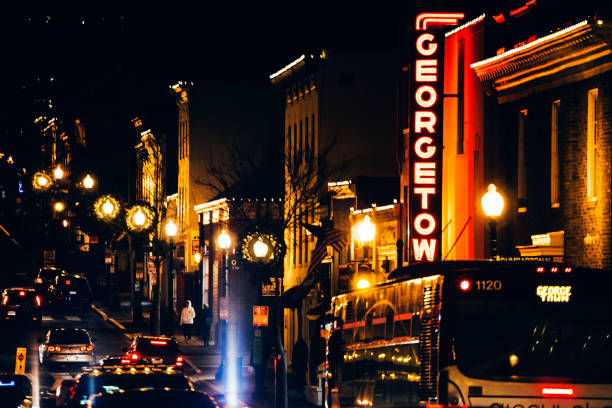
[239, 228, 286, 269]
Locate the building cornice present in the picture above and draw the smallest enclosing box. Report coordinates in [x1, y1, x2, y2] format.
[471, 20, 612, 103]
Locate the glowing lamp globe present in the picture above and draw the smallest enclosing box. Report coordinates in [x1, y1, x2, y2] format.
[38, 176, 48, 187]
[94, 195, 120, 220]
[54, 202, 65, 212]
[356, 278, 371, 289]
[53, 165, 64, 180]
[253, 239, 269, 258]
[194, 252, 201, 263]
[165, 220, 178, 238]
[357, 215, 375, 242]
[102, 201, 114, 215]
[217, 230, 231, 250]
[82, 174, 95, 189]
[33, 172, 52, 191]
[133, 209, 146, 226]
[481, 184, 504, 218]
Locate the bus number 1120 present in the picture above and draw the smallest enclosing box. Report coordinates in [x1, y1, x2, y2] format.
[476, 280, 502, 291]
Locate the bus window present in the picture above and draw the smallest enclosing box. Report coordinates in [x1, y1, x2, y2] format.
[393, 313, 412, 338]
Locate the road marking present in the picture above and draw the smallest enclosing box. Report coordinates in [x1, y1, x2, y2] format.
[90, 304, 108, 320]
[108, 318, 126, 330]
[183, 356, 202, 374]
[42, 315, 53, 321]
[64, 316, 81, 321]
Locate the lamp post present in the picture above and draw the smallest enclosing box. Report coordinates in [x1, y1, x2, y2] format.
[165, 219, 178, 334]
[481, 184, 504, 260]
[217, 229, 231, 298]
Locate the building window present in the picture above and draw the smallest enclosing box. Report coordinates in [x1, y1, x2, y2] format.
[518, 109, 528, 204]
[587, 88, 598, 200]
[551, 100, 560, 207]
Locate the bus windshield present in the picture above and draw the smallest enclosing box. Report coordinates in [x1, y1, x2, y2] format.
[453, 274, 612, 382]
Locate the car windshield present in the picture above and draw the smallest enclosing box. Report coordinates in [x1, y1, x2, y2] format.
[49, 330, 90, 344]
[76, 374, 191, 398]
[90, 389, 215, 408]
[136, 339, 179, 356]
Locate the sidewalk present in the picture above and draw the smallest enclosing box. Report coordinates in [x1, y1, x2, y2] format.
[92, 294, 316, 407]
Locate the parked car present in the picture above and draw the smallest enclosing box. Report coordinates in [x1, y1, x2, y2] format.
[0, 287, 43, 324]
[34, 267, 65, 297]
[125, 336, 184, 370]
[67, 366, 192, 407]
[87, 389, 218, 408]
[38, 328, 96, 368]
[48, 273, 92, 309]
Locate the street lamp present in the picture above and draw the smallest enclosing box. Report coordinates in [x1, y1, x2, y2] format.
[481, 184, 504, 259]
[82, 174, 95, 190]
[217, 230, 231, 250]
[53, 165, 64, 180]
[125, 204, 155, 233]
[217, 229, 231, 299]
[356, 215, 375, 242]
[356, 278, 370, 289]
[32, 171, 52, 191]
[253, 239, 269, 258]
[53, 201, 65, 212]
[94, 195, 120, 220]
[165, 219, 177, 334]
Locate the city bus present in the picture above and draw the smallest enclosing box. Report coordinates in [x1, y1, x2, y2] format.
[328, 261, 612, 407]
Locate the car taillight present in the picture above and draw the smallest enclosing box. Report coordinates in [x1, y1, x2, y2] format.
[65, 280, 70, 285]
[80, 346, 87, 351]
[19, 291, 25, 296]
[35, 296, 42, 307]
[459, 279, 472, 292]
[176, 356, 183, 367]
[49, 346, 61, 352]
[87, 345, 93, 351]
[150, 340, 167, 345]
[540, 386, 575, 397]
[2, 296, 8, 306]
[35, 278, 43, 284]
[121, 358, 131, 364]
[131, 353, 139, 360]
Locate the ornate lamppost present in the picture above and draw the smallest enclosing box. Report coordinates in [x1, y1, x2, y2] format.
[165, 219, 178, 333]
[481, 184, 504, 260]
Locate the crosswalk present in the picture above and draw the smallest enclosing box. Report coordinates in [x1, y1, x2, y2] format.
[42, 315, 83, 322]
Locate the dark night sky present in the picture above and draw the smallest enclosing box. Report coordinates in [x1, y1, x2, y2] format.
[0, 2, 607, 196]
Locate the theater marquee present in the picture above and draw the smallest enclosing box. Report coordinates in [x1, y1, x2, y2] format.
[409, 13, 464, 262]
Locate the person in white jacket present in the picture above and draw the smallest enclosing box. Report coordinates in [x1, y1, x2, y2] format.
[180, 300, 196, 342]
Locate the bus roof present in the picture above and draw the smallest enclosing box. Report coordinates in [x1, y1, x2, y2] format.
[387, 260, 606, 282]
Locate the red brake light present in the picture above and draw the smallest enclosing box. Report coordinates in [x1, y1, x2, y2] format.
[121, 358, 131, 364]
[49, 346, 61, 352]
[48, 346, 54, 352]
[80, 346, 87, 351]
[150, 340, 167, 346]
[131, 353, 139, 360]
[87, 345, 93, 351]
[550, 267, 558, 273]
[536, 266, 545, 273]
[540, 386, 575, 397]
[459, 279, 472, 292]
[35, 296, 42, 307]
[65, 280, 71, 285]
[176, 356, 183, 366]
[2, 296, 8, 306]
[35, 278, 43, 284]
[564, 267, 572, 273]
[19, 291, 25, 297]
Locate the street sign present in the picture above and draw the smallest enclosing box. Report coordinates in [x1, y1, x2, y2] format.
[43, 250, 55, 267]
[262, 278, 279, 296]
[220, 297, 229, 320]
[135, 262, 144, 280]
[15, 348, 26, 375]
[253, 306, 269, 327]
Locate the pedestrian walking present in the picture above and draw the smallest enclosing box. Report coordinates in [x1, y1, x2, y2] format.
[200, 304, 212, 347]
[180, 300, 196, 342]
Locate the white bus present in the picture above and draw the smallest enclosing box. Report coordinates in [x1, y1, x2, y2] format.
[328, 261, 612, 407]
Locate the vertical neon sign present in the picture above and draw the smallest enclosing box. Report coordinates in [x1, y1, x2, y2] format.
[409, 13, 464, 262]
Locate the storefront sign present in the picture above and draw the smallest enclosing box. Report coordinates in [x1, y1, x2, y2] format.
[253, 306, 269, 327]
[409, 12, 463, 262]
